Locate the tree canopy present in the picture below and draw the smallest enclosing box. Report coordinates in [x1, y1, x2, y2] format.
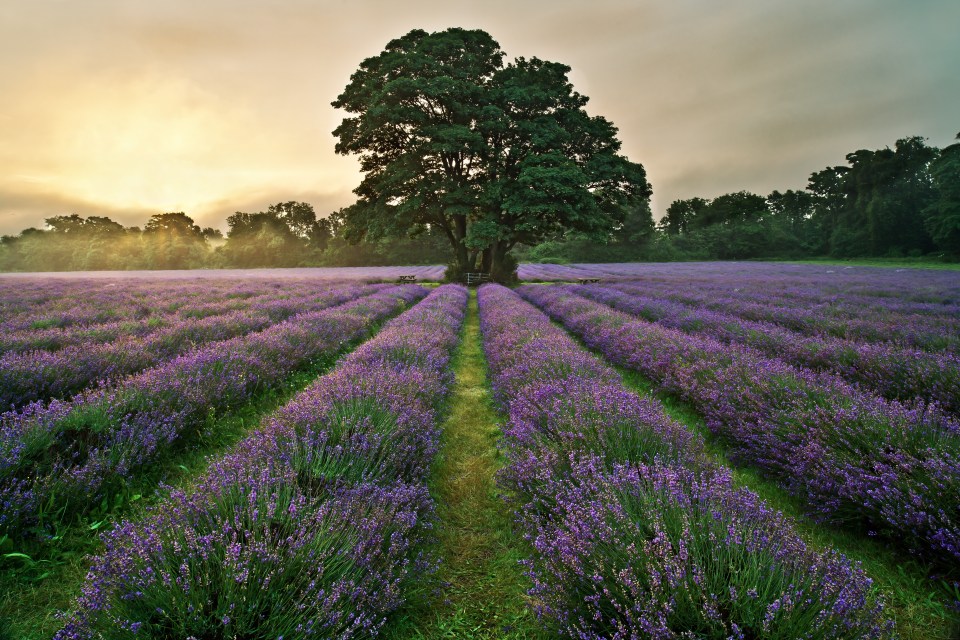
[926, 133, 960, 254]
[331, 27, 650, 281]
[634, 134, 957, 262]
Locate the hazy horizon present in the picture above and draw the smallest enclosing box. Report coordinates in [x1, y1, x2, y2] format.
[1, 0, 957, 236]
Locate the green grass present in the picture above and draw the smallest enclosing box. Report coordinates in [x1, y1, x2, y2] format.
[384, 292, 550, 640]
[616, 368, 960, 640]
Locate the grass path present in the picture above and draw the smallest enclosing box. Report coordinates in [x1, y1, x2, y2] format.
[386, 292, 548, 640]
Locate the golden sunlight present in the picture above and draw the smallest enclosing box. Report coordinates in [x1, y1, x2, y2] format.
[1, 67, 356, 224]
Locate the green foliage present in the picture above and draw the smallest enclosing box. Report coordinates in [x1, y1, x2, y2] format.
[0, 213, 211, 272]
[2, 131, 956, 270]
[0, 204, 454, 272]
[926, 136, 960, 256]
[331, 27, 650, 281]
[614, 134, 954, 264]
[809, 137, 938, 257]
[220, 210, 306, 268]
[518, 200, 656, 265]
[142, 212, 209, 269]
[290, 398, 406, 488]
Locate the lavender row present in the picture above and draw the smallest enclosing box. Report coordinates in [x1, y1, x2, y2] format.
[575, 284, 960, 413]
[56, 285, 468, 639]
[519, 284, 960, 569]
[615, 276, 960, 320]
[611, 280, 960, 353]
[0, 279, 364, 346]
[478, 284, 892, 638]
[616, 280, 960, 352]
[0, 284, 385, 410]
[0, 278, 292, 332]
[0, 264, 446, 292]
[607, 278, 960, 337]
[520, 262, 960, 333]
[517, 262, 960, 304]
[0, 285, 426, 539]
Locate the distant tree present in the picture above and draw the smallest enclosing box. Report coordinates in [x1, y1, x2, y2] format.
[142, 212, 208, 269]
[765, 189, 816, 251]
[143, 212, 203, 237]
[767, 189, 815, 234]
[703, 191, 769, 227]
[221, 203, 321, 267]
[82, 218, 135, 270]
[44, 214, 88, 235]
[332, 27, 649, 281]
[806, 165, 851, 255]
[660, 197, 708, 235]
[0, 214, 141, 271]
[201, 227, 224, 241]
[38, 214, 137, 270]
[615, 200, 656, 245]
[311, 217, 333, 252]
[926, 133, 960, 255]
[839, 137, 937, 256]
[83, 216, 126, 235]
[266, 201, 320, 240]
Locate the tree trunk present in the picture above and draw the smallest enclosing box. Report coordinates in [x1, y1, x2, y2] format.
[479, 247, 491, 273]
[488, 240, 517, 284]
[442, 214, 471, 281]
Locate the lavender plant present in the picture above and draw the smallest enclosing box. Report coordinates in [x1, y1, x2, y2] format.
[524, 456, 893, 639]
[478, 284, 892, 638]
[55, 284, 467, 639]
[0, 285, 426, 539]
[573, 284, 960, 413]
[518, 283, 960, 569]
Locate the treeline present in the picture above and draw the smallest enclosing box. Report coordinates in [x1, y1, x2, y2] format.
[524, 133, 960, 263]
[0, 202, 450, 272]
[3, 133, 957, 271]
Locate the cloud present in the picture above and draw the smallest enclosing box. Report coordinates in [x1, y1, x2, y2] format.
[0, 185, 158, 236]
[0, 0, 957, 233]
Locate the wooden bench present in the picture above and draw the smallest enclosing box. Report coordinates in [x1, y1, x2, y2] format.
[465, 272, 492, 286]
[577, 278, 601, 284]
[397, 275, 417, 282]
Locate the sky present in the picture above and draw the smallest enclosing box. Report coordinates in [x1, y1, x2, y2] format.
[0, 0, 957, 236]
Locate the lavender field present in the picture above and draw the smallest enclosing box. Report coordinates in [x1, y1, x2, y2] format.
[1, 263, 959, 639]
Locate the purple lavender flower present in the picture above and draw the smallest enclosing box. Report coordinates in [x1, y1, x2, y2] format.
[1, 285, 427, 539]
[55, 285, 467, 639]
[518, 282, 960, 568]
[478, 283, 894, 638]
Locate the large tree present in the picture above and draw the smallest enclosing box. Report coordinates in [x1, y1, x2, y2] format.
[332, 27, 649, 281]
